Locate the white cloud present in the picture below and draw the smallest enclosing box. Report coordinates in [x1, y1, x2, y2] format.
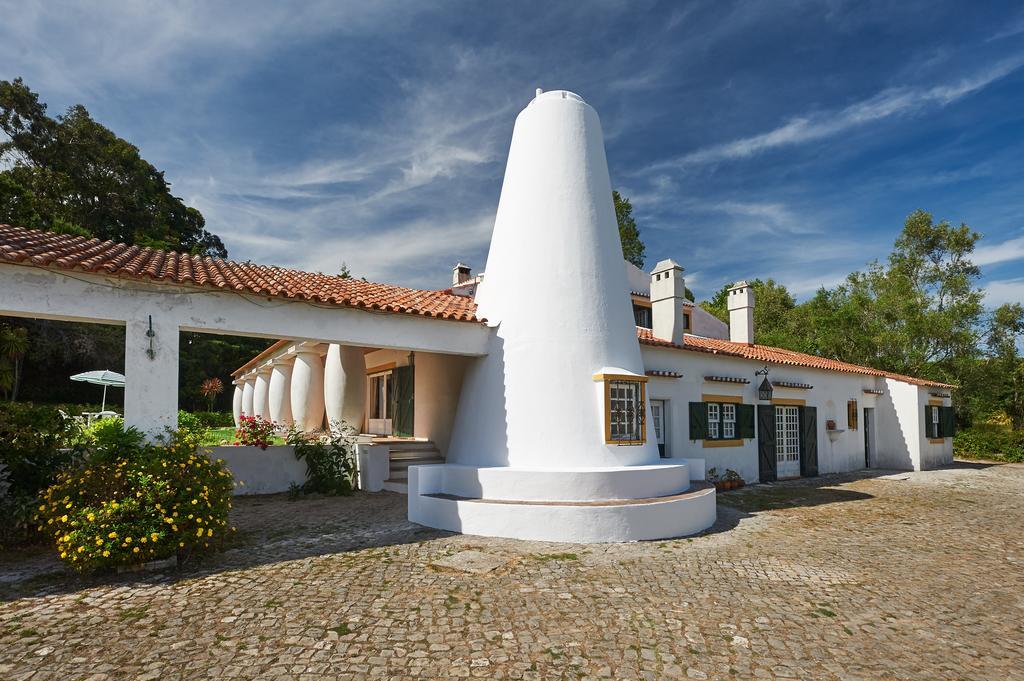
[984, 278, 1024, 307]
[973, 235, 1024, 267]
[645, 55, 1024, 171]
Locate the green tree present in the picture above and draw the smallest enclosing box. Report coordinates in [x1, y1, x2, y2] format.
[987, 303, 1024, 430]
[699, 278, 799, 348]
[0, 78, 225, 257]
[0, 323, 29, 400]
[614, 190, 645, 268]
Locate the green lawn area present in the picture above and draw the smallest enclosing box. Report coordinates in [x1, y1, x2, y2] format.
[200, 426, 287, 446]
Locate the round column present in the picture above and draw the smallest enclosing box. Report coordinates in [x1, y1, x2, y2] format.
[290, 346, 325, 432]
[241, 377, 255, 418]
[324, 344, 366, 433]
[231, 381, 243, 427]
[253, 366, 272, 421]
[268, 357, 294, 428]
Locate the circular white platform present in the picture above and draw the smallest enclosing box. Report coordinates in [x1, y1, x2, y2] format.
[435, 463, 690, 502]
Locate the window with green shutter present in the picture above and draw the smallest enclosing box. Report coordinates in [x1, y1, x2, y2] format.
[689, 401, 754, 441]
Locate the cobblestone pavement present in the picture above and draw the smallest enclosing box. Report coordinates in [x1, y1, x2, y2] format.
[2, 462, 1023, 680]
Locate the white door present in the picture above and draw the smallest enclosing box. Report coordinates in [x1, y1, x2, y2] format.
[776, 406, 801, 478]
[650, 400, 666, 457]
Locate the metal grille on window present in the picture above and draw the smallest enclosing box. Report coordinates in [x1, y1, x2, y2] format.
[722, 403, 736, 439]
[931, 406, 940, 438]
[609, 380, 644, 442]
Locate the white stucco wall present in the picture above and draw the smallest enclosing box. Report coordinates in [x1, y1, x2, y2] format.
[687, 305, 729, 341]
[640, 345, 948, 481]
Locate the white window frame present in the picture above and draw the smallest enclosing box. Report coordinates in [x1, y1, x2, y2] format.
[707, 402, 720, 440]
[595, 373, 648, 446]
[722, 403, 736, 439]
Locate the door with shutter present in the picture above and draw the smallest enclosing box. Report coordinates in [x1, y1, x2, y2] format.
[799, 406, 818, 477]
[757, 405, 777, 482]
[390, 365, 415, 437]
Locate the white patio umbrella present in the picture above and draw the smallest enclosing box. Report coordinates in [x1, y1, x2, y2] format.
[69, 370, 126, 412]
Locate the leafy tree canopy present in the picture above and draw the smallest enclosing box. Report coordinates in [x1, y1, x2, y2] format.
[0, 78, 225, 257]
[614, 190, 645, 268]
[700, 278, 798, 349]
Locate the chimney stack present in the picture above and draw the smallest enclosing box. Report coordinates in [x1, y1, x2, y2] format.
[650, 259, 686, 344]
[452, 262, 472, 287]
[727, 281, 755, 345]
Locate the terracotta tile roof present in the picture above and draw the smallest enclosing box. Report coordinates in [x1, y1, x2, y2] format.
[637, 327, 955, 389]
[0, 225, 481, 322]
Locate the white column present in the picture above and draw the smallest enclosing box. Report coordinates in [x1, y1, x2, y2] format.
[231, 381, 243, 427]
[123, 314, 179, 439]
[323, 344, 366, 433]
[253, 365, 272, 421]
[241, 377, 255, 417]
[290, 345, 325, 432]
[268, 356, 294, 428]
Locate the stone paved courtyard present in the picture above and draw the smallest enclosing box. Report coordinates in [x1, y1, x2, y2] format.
[2, 462, 1023, 680]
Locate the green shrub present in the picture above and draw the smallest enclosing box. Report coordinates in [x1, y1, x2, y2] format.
[0, 402, 87, 546]
[954, 426, 1024, 463]
[286, 423, 358, 496]
[37, 439, 235, 572]
[178, 410, 233, 429]
[82, 417, 146, 464]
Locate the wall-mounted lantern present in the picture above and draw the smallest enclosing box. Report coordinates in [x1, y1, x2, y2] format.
[755, 365, 773, 401]
[145, 315, 156, 360]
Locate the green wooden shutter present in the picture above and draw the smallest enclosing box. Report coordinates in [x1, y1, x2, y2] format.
[799, 406, 818, 477]
[757, 405, 777, 482]
[924, 405, 931, 438]
[390, 365, 415, 437]
[737, 404, 755, 439]
[688, 402, 708, 440]
[940, 406, 955, 438]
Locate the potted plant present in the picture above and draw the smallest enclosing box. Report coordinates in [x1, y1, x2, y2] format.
[723, 469, 743, 490]
[826, 419, 837, 431]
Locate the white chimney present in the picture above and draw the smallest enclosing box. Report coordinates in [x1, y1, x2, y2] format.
[727, 281, 755, 345]
[650, 259, 686, 344]
[452, 262, 472, 287]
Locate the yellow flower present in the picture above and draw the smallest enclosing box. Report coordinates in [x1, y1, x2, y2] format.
[60, 551, 67, 558]
[196, 527, 204, 537]
[102, 550, 110, 557]
[60, 515, 68, 522]
[172, 525, 178, 531]
[207, 529, 214, 537]
[140, 537, 147, 544]
[108, 531, 118, 539]
[77, 546, 84, 553]
[38, 504, 46, 512]
[150, 533, 159, 542]
[125, 536, 132, 543]
[87, 513, 95, 522]
[179, 541, 185, 547]
[95, 538, 103, 546]
[133, 547, 140, 553]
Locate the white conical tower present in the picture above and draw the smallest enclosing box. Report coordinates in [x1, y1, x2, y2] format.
[447, 90, 661, 469]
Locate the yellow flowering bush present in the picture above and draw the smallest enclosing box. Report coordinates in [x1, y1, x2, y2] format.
[36, 439, 234, 572]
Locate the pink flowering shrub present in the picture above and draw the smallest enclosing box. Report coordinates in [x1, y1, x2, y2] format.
[234, 414, 275, 449]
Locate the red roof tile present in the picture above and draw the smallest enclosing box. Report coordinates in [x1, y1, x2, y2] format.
[637, 327, 955, 389]
[0, 225, 481, 323]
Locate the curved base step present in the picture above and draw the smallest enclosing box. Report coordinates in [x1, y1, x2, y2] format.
[408, 465, 716, 543]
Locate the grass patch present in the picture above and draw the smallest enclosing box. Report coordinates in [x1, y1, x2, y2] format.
[118, 606, 149, 622]
[531, 552, 579, 562]
[328, 623, 353, 636]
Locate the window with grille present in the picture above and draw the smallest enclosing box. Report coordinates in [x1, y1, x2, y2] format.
[930, 405, 940, 439]
[597, 374, 647, 445]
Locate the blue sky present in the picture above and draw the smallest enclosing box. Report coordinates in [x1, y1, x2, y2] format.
[2, 1, 1023, 305]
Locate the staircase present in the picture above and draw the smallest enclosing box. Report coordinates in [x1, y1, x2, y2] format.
[379, 439, 444, 494]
